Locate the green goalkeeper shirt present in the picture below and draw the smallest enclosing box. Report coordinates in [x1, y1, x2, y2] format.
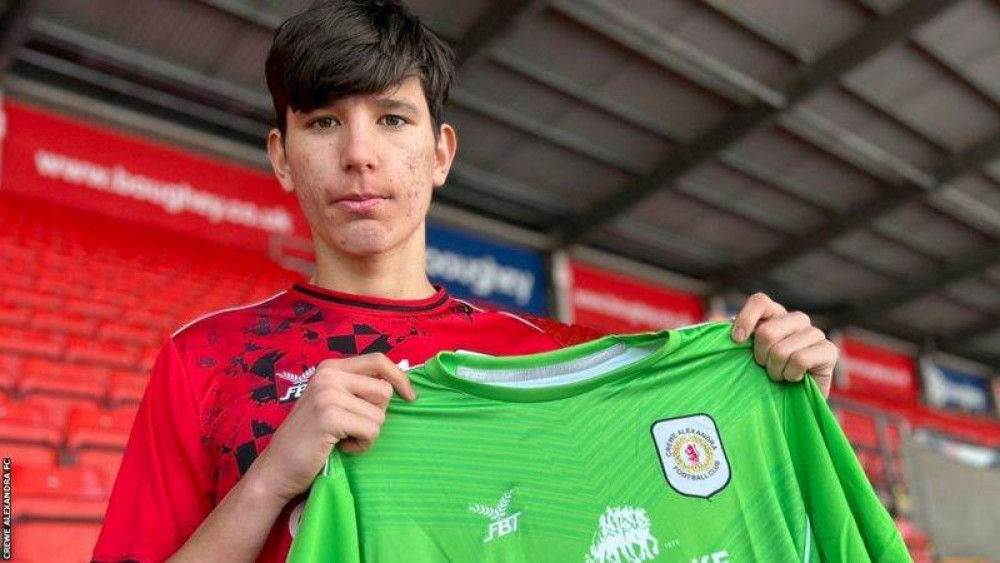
[288, 321, 908, 562]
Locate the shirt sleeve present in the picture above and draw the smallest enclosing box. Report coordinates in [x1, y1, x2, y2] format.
[92, 338, 216, 562]
[783, 376, 910, 562]
[516, 314, 607, 347]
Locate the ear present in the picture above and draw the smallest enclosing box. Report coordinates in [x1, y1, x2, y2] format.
[431, 123, 457, 188]
[267, 128, 295, 194]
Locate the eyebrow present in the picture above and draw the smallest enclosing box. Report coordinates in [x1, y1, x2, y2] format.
[372, 98, 421, 115]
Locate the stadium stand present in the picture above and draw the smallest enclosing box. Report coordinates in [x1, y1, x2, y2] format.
[0, 193, 301, 562]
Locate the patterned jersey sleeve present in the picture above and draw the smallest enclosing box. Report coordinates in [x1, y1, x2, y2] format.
[92, 338, 216, 562]
[517, 314, 607, 347]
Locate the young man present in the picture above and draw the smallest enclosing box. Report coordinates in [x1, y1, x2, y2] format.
[92, 2, 839, 562]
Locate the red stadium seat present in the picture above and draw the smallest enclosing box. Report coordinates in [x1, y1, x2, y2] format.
[11, 521, 103, 563]
[63, 299, 120, 321]
[0, 354, 22, 393]
[65, 405, 136, 451]
[1, 442, 59, 468]
[64, 338, 138, 370]
[2, 288, 62, 311]
[0, 303, 30, 328]
[837, 409, 879, 449]
[31, 311, 99, 337]
[0, 326, 64, 359]
[16, 360, 109, 427]
[120, 309, 175, 331]
[108, 371, 148, 406]
[0, 398, 61, 446]
[34, 277, 93, 300]
[137, 346, 160, 371]
[98, 324, 160, 347]
[12, 465, 109, 521]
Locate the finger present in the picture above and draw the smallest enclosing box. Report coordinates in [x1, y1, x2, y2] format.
[753, 311, 811, 366]
[326, 354, 416, 401]
[732, 293, 786, 343]
[332, 391, 388, 426]
[331, 410, 381, 451]
[793, 339, 839, 385]
[764, 327, 827, 383]
[342, 375, 395, 409]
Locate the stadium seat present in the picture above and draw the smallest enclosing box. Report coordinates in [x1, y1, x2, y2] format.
[12, 464, 109, 522]
[98, 324, 160, 347]
[65, 405, 136, 451]
[0, 326, 64, 359]
[63, 299, 120, 321]
[11, 521, 103, 563]
[34, 277, 92, 300]
[1, 442, 59, 468]
[0, 354, 22, 394]
[2, 288, 62, 311]
[837, 409, 880, 449]
[0, 398, 61, 446]
[31, 311, 99, 338]
[120, 309, 175, 331]
[16, 359, 109, 426]
[64, 338, 138, 370]
[0, 303, 30, 328]
[108, 371, 148, 406]
[138, 347, 161, 371]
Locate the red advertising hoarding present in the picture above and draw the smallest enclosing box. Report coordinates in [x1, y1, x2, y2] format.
[566, 260, 704, 334]
[1, 100, 309, 253]
[838, 336, 919, 404]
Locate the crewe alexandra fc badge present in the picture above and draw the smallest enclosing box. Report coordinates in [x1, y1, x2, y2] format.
[650, 414, 731, 499]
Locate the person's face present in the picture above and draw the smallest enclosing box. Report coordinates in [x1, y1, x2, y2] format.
[268, 75, 457, 258]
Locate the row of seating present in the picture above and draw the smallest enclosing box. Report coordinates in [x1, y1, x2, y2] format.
[2, 193, 300, 561]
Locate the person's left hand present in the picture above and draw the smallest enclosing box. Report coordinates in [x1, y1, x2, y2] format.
[731, 292, 838, 398]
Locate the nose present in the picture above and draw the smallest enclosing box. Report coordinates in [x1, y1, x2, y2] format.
[340, 121, 378, 173]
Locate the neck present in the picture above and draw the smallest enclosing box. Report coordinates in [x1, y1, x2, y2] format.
[309, 229, 437, 301]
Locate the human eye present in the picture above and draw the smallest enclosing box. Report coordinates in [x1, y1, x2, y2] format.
[380, 114, 408, 128]
[310, 116, 338, 129]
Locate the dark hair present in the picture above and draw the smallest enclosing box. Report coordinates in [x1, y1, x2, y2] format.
[265, 0, 455, 139]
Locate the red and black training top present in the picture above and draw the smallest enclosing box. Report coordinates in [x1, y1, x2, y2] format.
[92, 282, 603, 563]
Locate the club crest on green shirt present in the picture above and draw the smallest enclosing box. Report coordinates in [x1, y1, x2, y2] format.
[650, 414, 731, 499]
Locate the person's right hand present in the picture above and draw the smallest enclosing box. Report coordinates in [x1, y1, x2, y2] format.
[245, 353, 416, 504]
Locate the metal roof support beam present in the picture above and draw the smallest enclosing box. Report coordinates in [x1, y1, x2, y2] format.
[17, 49, 270, 139]
[194, 0, 284, 30]
[26, 18, 273, 122]
[449, 88, 647, 174]
[550, 0, 959, 246]
[940, 316, 1000, 349]
[827, 243, 1000, 329]
[0, 0, 39, 73]
[454, 0, 547, 68]
[720, 129, 1000, 289]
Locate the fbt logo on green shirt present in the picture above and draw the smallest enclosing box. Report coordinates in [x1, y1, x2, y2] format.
[469, 489, 521, 542]
[287, 322, 909, 563]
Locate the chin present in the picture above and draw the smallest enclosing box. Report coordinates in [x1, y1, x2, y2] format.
[334, 225, 396, 257]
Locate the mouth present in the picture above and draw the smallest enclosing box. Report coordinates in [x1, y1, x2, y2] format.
[333, 193, 389, 214]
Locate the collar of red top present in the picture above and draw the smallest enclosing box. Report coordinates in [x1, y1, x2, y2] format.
[291, 282, 453, 314]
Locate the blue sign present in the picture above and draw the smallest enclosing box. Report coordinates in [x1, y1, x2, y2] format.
[921, 358, 992, 414]
[426, 223, 548, 315]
